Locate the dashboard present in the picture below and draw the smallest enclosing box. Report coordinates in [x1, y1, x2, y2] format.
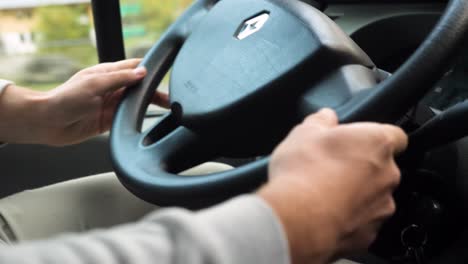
[326, 2, 468, 112]
[321, 3, 468, 261]
[422, 47, 468, 111]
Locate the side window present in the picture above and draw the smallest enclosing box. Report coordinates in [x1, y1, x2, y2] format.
[0, 2, 97, 91]
[120, 0, 191, 103]
[121, 1, 192, 58]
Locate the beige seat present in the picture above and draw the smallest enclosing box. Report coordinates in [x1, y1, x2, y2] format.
[0, 162, 362, 264]
[0, 162, 232, 243]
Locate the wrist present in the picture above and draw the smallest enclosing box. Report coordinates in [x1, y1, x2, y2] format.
[258, 182, 338, 264]
[0, 85, 52, 144]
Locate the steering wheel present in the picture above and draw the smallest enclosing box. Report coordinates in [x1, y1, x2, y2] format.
[111, 0, 468, 209]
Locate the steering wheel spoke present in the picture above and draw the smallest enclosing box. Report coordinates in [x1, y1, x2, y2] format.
[114, 120, 268, 208]
[142, 114, 214, 172]
[142, 125, 216, 175]
[298, 65, 382, 120]
[142, 113, 179, 147]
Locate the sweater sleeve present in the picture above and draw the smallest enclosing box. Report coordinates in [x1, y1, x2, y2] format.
[0, 195, 291, 264]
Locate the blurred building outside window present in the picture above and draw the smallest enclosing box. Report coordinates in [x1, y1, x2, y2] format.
[0, 0, 93, 91]
[0, 0, 191, 92]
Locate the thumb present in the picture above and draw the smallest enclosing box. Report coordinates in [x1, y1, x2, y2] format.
[302, 108, 339, 128]
[151, 91, 170, 109]
[91, 67, 147, 95]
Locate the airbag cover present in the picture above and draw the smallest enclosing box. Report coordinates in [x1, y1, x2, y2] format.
[170, 0, 320, 125]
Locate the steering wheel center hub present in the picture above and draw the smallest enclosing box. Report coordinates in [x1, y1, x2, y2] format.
[170, 0, 374, 131]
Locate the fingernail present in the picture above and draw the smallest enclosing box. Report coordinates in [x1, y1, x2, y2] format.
[133, 67, 146, 77]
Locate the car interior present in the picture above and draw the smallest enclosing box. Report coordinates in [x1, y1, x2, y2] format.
[1, 0, 468, 263]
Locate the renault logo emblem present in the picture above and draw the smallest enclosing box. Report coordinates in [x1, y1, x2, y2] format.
[235, 12, 270, 40]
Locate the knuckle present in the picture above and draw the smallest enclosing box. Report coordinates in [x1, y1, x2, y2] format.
[99, 62, 115, 71]
[302, 110, 337, 128]
[376, 196, 397, 219]
[288, 125, 305, 138]
[303, 114, 316, 125]
[386, 198, 397, 216]
[295, 123, 322, 139]
[382, 162, 402, 189]
[364, 158, 382, 175]
[106, 72, 129, 84]
[378, 129, 394, 151]
[390, 164, 402, 186]
[383, 124, 408, 150]
[85, 76, 101, 86]
[114, 70, 134, 81]
[302, 119, 326, 132]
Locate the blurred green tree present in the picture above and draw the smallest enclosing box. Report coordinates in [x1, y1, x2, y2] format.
[34, 5, 96, 66]
[36, 5, 88, 41]
[121, 0, 191, 38]
[121, 0, 191, 58]
[141, 0, 191, 34]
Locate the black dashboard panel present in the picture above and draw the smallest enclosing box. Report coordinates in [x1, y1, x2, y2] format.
[321, 3, 468, 262]
[326, 3, 445, 65]
[326, 2, 468, 111]
[422, 48, 468, 111]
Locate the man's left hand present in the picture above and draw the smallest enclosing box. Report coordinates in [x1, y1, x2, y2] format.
[0, 59, 168, 146]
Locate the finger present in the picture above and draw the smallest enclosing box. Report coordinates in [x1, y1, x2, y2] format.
[369, 194, 397, 220]
[380, 125, 409, 154]
[90, 67, 147, 95]
[339, 224, 380, 256]
[151, 91, 170, 109]
[302, 108, 338, 129]
[98, 59, 143, 73]
[100, 88, 126, 133]
[343, 123, 408, 155]
[85, 59, 143, 74]
[387, 161, 402, 190]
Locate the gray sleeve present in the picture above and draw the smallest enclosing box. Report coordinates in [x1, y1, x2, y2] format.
[0, 195, 291, 264]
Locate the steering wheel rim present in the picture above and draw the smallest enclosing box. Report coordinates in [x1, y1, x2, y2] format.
[111, 0, 468, 209]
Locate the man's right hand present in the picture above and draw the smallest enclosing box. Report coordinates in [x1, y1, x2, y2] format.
[259, 109, 408, 264]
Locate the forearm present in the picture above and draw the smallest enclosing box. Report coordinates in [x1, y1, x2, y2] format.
[0, 85, 51, 144]
[0, 195, 290, 264]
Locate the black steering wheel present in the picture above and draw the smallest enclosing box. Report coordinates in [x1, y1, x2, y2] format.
[111, 0, 468, 210]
